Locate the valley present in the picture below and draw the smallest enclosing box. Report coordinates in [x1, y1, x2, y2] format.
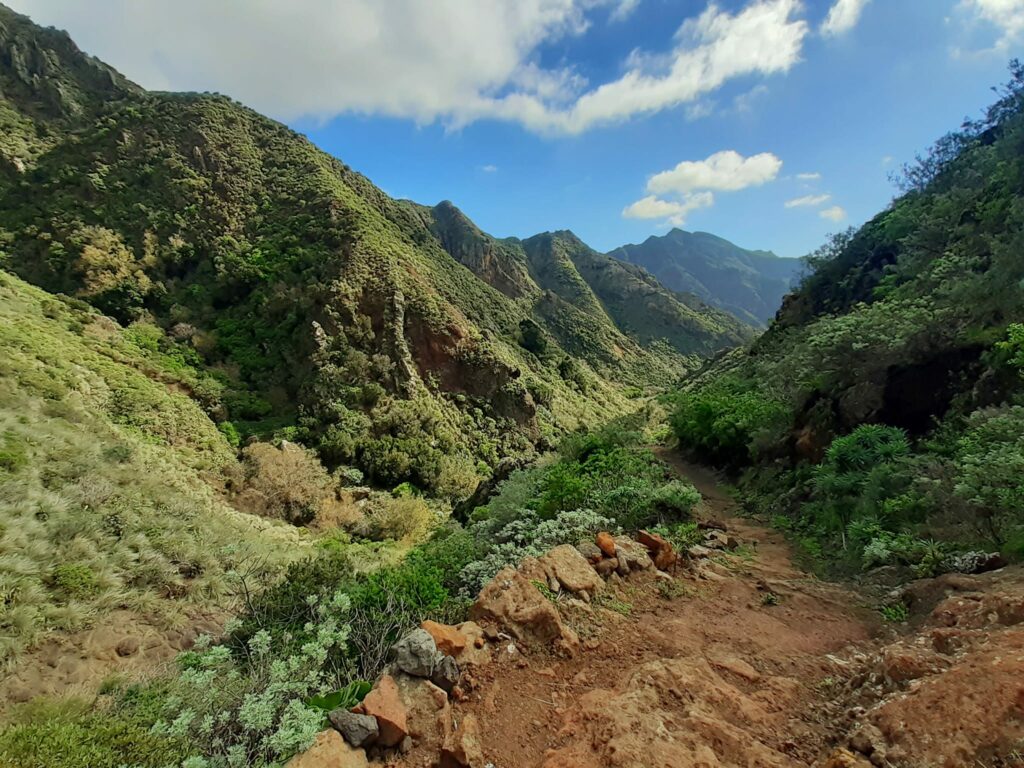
[0, 3, 1023, 767]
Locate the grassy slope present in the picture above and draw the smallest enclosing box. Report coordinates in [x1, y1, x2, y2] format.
[0, 271, 300, 662]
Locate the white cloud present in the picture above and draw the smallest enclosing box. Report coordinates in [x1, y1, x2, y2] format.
[960, 0, 1024, 48]
[609, 0, 641, 23]
[821, 0, 870, 36]
[796, 171, 822, 180]
[685, 101, 716, 121]
[480, 164, 499, 173]
[820, 205, 847, 222]
[622, 192, 714, 227]
[9, 0, 809, 135]
[647, 150, 782, 195]
[623, 148, 780, 227]
[785, 193, 831, 208]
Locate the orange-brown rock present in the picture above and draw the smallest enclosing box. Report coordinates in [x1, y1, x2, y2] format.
[421, 620, 467, 657]
[440, 713, 485, 767]
[354, 674, 407, 747]
[537, 544, 603, 596]
[395, 675, 453, 758]
[469, 567, 578, 653]
[595, 531, 617, 558]
[637, 529, 677, 571]
[285, 729, 369, 768]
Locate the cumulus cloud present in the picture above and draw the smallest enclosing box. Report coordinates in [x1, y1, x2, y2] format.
[622, 192, 714, 227]
[821, 0, 871, 37]
[820, 205, 847, 222]
[785, 193, 831, 208]
[960, 0, 1024, 48]
[9, 0, 809, 135]
[623, 149, 781, 227]
[647, 151, 782, 195]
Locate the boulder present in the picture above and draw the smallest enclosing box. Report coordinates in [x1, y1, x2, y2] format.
[328, 710, 378, 749]
[453, 621, 491, 667]
[285, 729, 369, 768]
[538, 545, 603, 595]
[687, 545, 713, 559]
[440, 713, 485, 768]
[697, 519, 728, 532]
[354, 675, 408, 747]
[881, 645, 949, 684]
[393, 629, 440, 678]
[593, 558, 618, 578]
[942, 551, 1007, 575]
[470, 567, 579, 653]
[703, 530, 737, 551]
[421, 620, 467, 657]
[595, 531, 617, 558]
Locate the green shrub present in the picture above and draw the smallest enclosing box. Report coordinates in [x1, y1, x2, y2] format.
[670, 378, 788, 469]
[217, 420, 241, 448]
[50, 564, 100, 598]
[0, 430, 27, 472]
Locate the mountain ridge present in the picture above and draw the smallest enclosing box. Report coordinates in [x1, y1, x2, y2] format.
[608, 227, 804, 325]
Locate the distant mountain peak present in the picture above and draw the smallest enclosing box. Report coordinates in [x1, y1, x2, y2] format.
[608, 229, 802, 326]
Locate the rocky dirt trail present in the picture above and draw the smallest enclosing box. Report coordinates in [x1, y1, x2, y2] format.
[392, 454, 881, 768]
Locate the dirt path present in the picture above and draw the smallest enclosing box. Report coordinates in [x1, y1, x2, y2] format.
[414, 455, 878, 768]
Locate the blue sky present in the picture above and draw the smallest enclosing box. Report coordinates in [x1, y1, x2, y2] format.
[13, 0, 1023, 256]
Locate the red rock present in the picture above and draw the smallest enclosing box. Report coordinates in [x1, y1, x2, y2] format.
[637, 530, 677, 571]
[470, 567, 578, 654]
[595, 531, 617, 558]
[353, 675, 407, 747]
[421, 620, 467, 657]
[881, 645, 948, 684]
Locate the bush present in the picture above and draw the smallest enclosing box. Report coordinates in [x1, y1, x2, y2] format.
[50, 564, 100, 599]
[361, 495, 434, 542]
[670, 379, 788, 469]
[234, 442, 333, 526]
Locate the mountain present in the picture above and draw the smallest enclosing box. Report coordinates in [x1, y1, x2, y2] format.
[668, 63, 1024, 570]
[0, 3, 748, 498]
[608, 229, 804, 325]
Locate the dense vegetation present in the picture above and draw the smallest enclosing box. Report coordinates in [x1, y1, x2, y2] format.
[669, 63, 1024, 575]
[608, 229, 803, 325]
[0, 3, 748, 502]
[0, 418, 700, 767]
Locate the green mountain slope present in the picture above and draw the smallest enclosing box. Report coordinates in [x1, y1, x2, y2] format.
[608, 228, 803, 325]
[0, 270, 300, 660]
[669, 63, 1024, 570]
[0, 3, 746, 497]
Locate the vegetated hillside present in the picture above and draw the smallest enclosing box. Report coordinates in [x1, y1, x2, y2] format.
[0, 270, 301, 663]
[669, 62, 1024, 575]
[609, 228, 803, 325]
[0, 4, 747, 499]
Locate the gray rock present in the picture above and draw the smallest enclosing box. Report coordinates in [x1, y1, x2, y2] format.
[430, 653, 460, 693]
[329, 709, 379, 748]
[393, 628, 440, 678]
[942, 551, 1007, 575]
[575, 541, 603, 563]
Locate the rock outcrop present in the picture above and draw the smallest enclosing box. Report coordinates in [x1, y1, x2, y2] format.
[470, 567, 579, 654]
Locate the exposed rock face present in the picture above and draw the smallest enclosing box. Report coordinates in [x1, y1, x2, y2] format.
[470, 567, 579, 653]
[354, 675, 408, 747]
[285, 729, 369, 768]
